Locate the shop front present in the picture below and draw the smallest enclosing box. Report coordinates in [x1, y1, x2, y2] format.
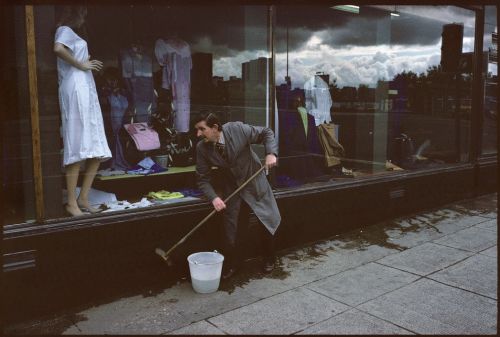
[2, 3, 497, 323]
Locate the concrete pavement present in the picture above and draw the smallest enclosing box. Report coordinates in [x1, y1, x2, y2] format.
[5, 193, 497, 335]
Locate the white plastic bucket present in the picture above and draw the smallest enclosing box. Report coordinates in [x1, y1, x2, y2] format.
[187, 251, 224, 294]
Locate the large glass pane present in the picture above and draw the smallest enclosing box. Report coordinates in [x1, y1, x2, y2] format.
[2, 6, 36, 224]
[275, 5, 475, 190]
[31, 4, 269, 221]
[482, 5, 497, 156]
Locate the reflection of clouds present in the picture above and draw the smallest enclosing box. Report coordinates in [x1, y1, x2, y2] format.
[462, 37, 475, 53]
[306, 35, 323, 48]
[191, 36, 238, 58]
[212, 49, 269, 79]
[276, 43, 442, 88]
[185, 5, 477, 89]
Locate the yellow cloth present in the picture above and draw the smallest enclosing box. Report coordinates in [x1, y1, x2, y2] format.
[147, 190, 184, 200]
[297, 107, 308, 137]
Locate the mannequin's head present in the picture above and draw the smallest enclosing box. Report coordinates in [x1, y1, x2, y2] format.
[57, 6, 87, 29]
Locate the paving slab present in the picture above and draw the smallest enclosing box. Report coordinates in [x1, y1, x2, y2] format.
[452, 195, 497, 219]
[427, 209, 491, 234]
[298, 308, 414, 335]
[3, 315, 80, 335]
[305, 242, 402, 279]
[358, 278, 497, 334]
[376, 242, 473, 276]
[384, 226, 446, 249]
[433, 226, 497, 253]
[167, 320, 226, 335]
[72, 281, 260, 334]
[307, 262, 420, 306]
[208, 287, 349, 335]
[480, 245, 497, 258]
[232, 241, 400, 300]
[379, 209, 490, 250]
[428, 254, 498, 299]
[473, 218, 498, 234]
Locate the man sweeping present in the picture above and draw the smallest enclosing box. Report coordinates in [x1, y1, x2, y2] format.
[194, 112, 281, 279]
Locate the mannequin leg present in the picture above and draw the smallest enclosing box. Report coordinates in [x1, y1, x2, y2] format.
[65, 162, 83, 216]
[77, 158, 102, 213]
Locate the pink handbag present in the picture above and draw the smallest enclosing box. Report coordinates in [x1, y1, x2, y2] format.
[123, 123, 161, 151]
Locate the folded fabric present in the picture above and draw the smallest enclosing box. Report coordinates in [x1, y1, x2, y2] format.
[147, 190, 184, 200]
[173, 188, 204, 198]
[137, 157, 156, 169]
[102, 198, 153, 212]
[126, 157, 167, 175]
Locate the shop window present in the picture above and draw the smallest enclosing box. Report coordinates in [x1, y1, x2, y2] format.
[26, 4, 270, 222]
[274, 5, 476, 190]
[481, 6, 497, 156]
[2, 6, 36, 225]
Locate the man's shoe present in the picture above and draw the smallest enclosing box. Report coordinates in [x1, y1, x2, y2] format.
[222, 267, 238, 280]
[262, 260, 274, 273]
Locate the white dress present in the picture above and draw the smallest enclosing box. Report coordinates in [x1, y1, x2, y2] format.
[55, 26, 111, 166]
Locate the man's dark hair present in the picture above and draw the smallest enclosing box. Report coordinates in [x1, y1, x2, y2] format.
[194, 112, 222, 131]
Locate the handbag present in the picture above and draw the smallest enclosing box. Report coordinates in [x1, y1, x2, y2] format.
[123, 122, 161, 152]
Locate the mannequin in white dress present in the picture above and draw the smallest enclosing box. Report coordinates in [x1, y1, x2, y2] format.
[54, 6, 111, 216]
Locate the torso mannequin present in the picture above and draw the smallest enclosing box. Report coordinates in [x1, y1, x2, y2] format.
[304, 75, 332, 126]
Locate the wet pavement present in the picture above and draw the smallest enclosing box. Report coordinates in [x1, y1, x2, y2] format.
[4, 193, 497, 335]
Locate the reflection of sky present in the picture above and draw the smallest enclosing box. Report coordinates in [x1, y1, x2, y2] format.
[203, 5, 481, 88]
[271, 5, 478, 89]
[42, 5, 491, 88]
[275, 36, 478, 89]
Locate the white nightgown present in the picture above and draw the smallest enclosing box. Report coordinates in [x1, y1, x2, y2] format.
[55, 26, 111, 166]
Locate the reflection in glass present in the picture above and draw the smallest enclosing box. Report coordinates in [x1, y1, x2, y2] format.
[482, 5, 497, 156]
[2, 6, 36, 224]
[275, 5, 476, 189]
[30, 5, 270, 221]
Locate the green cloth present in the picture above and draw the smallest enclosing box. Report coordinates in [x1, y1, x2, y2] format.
[297, 106, 308, 136]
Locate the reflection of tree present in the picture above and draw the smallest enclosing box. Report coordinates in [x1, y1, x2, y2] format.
[388, 65, 472, 118]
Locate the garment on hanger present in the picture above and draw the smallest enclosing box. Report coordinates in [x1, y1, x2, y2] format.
[317, 123, 345, 167]
[154, 38, 192, 132]
[304, 76, 332, 126]
[107, 93, 131, 170]
[120, 47, 156, 123]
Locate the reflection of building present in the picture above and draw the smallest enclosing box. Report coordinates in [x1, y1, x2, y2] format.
[242, 57, 269, 89]
[191, 52, 213, 103]
[440, 23, 464, 73]
[226, 76, 243, 102]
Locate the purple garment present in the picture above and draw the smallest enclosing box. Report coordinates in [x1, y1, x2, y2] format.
[155, 38, 192, 132]
[108, 94, 131, 170]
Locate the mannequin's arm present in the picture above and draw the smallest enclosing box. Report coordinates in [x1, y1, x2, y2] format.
[54, 43, 103, 71]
